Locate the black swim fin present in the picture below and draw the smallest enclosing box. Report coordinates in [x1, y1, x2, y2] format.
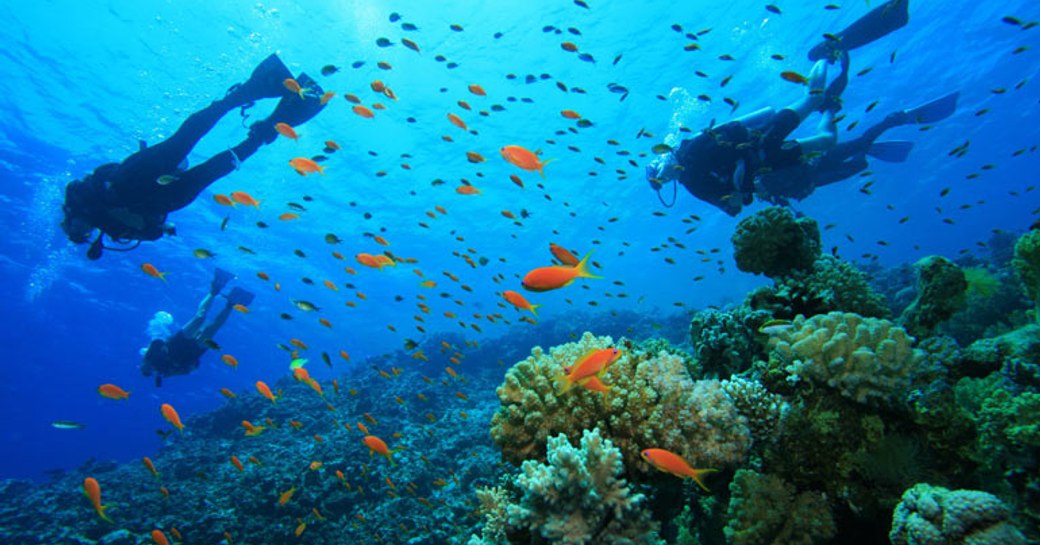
[867, 141, 914, 162]
[211, 267, 234, 294]
[225, 53, 294, 106]
[267, 73, 328, 127]
[226, 287, 255, 308]
[809, 0, 910, 61]
[904, 92, 959, 124]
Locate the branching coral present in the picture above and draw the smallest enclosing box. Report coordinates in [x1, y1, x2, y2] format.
[767, 312, 924, 408]
[507, 429, 664, 545]
[720, 377, 788, 448]
[731, 206, 821, 278]
[491, 332, 750, 479]
[889, 484, 1026, 545]
[723, 469, 835, 545]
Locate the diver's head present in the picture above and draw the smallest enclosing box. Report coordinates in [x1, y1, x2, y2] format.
[61, 180, 97, 245]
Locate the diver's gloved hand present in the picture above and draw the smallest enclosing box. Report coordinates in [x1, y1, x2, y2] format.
[646, 153, 678, 190]
[163, 223, 177, 236]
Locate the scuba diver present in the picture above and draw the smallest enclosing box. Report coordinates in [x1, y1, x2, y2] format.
[645, 0, 957, 215]
[61, 53, 326, 260]
[141, 268, 252, 386]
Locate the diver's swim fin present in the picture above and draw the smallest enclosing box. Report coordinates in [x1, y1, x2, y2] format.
[809, 0, 910, 61]
[225, 53, 294, 106]
[268, 73, 327, 127]
[211, 268, 235, 294]
[867, 141, 914, 162]
[226, 287, 255, 308]
[904, 92, 959, 124]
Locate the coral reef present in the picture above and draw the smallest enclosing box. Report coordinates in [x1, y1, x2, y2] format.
[1012, 230, 1040, 323]
[962, 324, 1040, 388]
[688, 307, 770, 378]
[766, 312, 924, 408]
[491, 332, 751, 479]
[506, 429, 664, 545]
[747, 255, 890, 319]
[731, 207, 821, 278]
[723, 469, 835, 545]
[899, 255, 967, 339]
[720, 377, 788, 449]
[889, 483, 1026, 545]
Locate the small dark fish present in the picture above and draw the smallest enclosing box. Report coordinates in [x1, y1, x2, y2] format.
[1001, 16, 1022, 26]
[824, 4, 840, 9]
[389, 12, 402, 22]
[322, 352, 332, 368]
[612, 53, 622, 65]
[577, 53, 596, 63]
[576, 119, 594, 128]
[311, 155, 328, 163]
[376, 37, 394, 47]
[320, 65, 339, 76]
[238, 246, 256, 255]
[857, 67, 873, 77]
[865, 100, 879, 113]
[403, 339, 418, 350]
[718, 54, 735, 61]
[220, 215, 230, 231]
[402, 38, 420, 52]
[771, 53, 785, 60]
[301, 277, 314, 285]
[823, 33, 840, 42]
[493, 32, 503, 39]
[280, 313, 293, 321]
[567, 27, 582, 36]
[766, 4, 781, 15]
[325, 233, 343, 244]
[294, 249, 307, 258]
[204, 339, 221, 350]
[401, 22, 419, 31]
[720, 75, 732, 87]
[302, 195, 314, 202]
[256, 221, 268, 229]
[351, 61, 366, 69]
[574, 0, 590, 8]
[51, 420, 87, 430]
[450, 24, 464, 32]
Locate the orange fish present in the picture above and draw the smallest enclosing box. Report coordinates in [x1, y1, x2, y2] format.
[363, 435, 397, 466]
[371, 80, 386, 93]
[502, 290, 541, 317]
[278, 212, 300, 221]
[467, 84, 487, 96]
[289, 157, 325, 176]
[213, 194, 236, 206]
[521, 252, 600, 292]
[241, 420, 266, 436]
[274, 122, 298, 141]
[458, 100, 471, 111]
[560, 109, 581, 119]
[230, 455, 245, 472]
[549, 243, 580, 266]
[290, 338, 309, 350]
[221, 354, 239, 368]
[295, 520, 307, 537]
[278, 486, 296, 506]
[447, 113, 467, 130]
[640, 448, 718, 491]
[141, 264, 168, 282]
[97, 383, 130, 400]
[344, 93, 361, 104]
[83, 477, 112, 522]
[256, 381, 277, 404]
[373, 235, 390, 246]
[143, 457, 159, 478]
[150, 529, 170, 545]
[509, 174, 524, 188]
[465, 151, 486, 163]
[169, 528, 182, 541]
[561, 42, 579, 52]
[501, 145, 553, 177]
[558, 348, 622, 394]
[780, 71, 808, 85]
[233, 304, 249, 313]
[283, 78, 308, 99]
[320, 91, 335, 105]
[220, 387, 237, 399]
[372, 102, 386, 110]
[455, 185, 480, 195]
[374, 254, 395, 267]
[352, 105, 375, 118]
[160, 403, 184, 433]
[325, 139, 341, 150]
[257, 271, 270, 281]
[230, 191, 261, 208]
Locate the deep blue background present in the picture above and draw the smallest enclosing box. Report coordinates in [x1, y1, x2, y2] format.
[1, 0, 1037, 481]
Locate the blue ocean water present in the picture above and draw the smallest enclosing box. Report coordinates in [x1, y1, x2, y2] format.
[0, 0, 1037, 490]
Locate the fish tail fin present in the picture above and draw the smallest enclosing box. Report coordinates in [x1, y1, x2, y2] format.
[529, 304, 541, 318]
[99, 505, 113, 523]
[575, 252, 602, 279]
[159, 272, 168, 283]
[555, 374, 574, 395]
[318, 165, 326, 175]
[537, 158, 555, 178]
[386, 453, 396, 467]
[690, 468, 719, 492]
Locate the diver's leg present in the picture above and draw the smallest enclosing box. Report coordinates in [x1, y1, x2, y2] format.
[153, 129, 271, 212]
[181, 293, 216, 337]
[786, 61, 829, 120]
[796, 110, 838, 154]
[198, 301, 235, 341]
[813, 155, 869, 188]
[825, 114, 905, 162]
[732, 107, 776, 130]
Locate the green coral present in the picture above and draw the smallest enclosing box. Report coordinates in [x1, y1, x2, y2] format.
[766, 312, 924, 408]
[731, 206, 821, 278]
[688, 307, 771, 378]
[899, 255, 967, 339]
[507, 428, 663, 545]
[491, 332, 751, 479]
[723, 469, 835, 545]
[1012, 230, 1040, 323]
[963, 267, 999, 299]
[747, 256, 890, 319]
[889, 484, 1026, 545]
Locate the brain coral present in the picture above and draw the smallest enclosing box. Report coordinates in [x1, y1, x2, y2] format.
[731, 206, 821, 278]
[491, 332, 750, 479]
[768, 312, 924, 408]
[889, 483, 1026, 545]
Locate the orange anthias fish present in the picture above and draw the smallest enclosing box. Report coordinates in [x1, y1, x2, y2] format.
[363, 435, 397, 466]
[455, 185, 480, 195]
[241, 420, 266, 437]
[83, 477, 112, 522]
[142, 457, 159, 478]
[352, 105, 375, 118]
[283, 78, 308, 99]
[780, 71, 809, 85]
[278, 486, 296, 506]
[278, 212, 300, 221]
[230, 455, 245, 472]
[549, 243, 580, 266]
[256, 381, 277, 404]
[230, 191, 261, 208]
[150, 529, 171, 545]
[320, 91, 335, 105]
[502, 290, 541, 317]
[213, 194, 236, 207]
[557, 348, 621, 394]
[447, 113, 467, 130]
[97, 383, 130, 400]
[467, 84, 487, 96]
[220, 388, 237, 399]
[289, 157, 325, 176]
[160, 403, 184, 434]
[221, 354, 239, 369]
[141, 263, 168, 282]
[560, 109, 581, 119]
[521, 252, 600, 292]
[274, 122, 298, 141]
[500, 145, 554, 177]
[640, 448, 718, 492]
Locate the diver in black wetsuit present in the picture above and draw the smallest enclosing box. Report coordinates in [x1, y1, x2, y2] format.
[61, 53, 326, 260]
[141, 268, 253, 386]
[644, 0, 956, 215]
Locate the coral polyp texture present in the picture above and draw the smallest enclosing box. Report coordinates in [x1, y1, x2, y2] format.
[1012, 230, 1040, 323]
[491, 332, 750, 478]
[724, 469, 836, 545]
[889, 483, 1026, 545]
[767, 312, 924, 408]
[731, 206, 821, 278]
